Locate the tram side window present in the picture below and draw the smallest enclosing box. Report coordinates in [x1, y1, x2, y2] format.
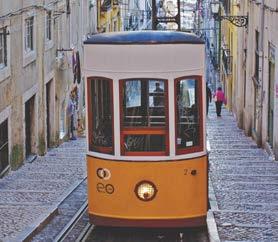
[176, 78, 202, 153]
[89, 78, 113, 154]
[121, 79, 168, 155]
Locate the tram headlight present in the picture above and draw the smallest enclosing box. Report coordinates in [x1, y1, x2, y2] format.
[135, 181, 157, 201]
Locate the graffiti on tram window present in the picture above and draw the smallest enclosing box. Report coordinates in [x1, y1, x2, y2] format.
[176, 79, 200, 148]
[125, 136, 145, 151]
[90, 78, 113, 153]
[181, 125, 199, 147]
[92, 131, 111, 146]
[92, 118, 112, 147]
[124, 135, 166, 152]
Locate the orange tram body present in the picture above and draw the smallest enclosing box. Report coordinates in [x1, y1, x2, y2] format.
[84, 31, 208, 228]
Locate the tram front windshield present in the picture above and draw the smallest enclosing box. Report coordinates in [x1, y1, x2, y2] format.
[88, 77, 202, 156]
[122, 79, 167, 153]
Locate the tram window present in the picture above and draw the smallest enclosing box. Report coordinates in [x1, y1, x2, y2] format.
[88, 78, 113, 154]
[124, 135, 165, 152]
[120, 79, 168, 156]
[176, 78, 202, 154]
[123, 80, 166, 127]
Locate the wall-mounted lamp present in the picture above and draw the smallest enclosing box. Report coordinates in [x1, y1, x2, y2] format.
[211, 1, 248, 27]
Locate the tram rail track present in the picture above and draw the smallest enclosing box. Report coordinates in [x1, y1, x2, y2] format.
[54, 201, 88, 242]
[77, 223, 94, 242]
[26, 177, 88, 242]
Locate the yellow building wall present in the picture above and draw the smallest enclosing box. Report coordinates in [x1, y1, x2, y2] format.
[98, 2, 122, 32]
[230, 2, 239, 112]
[221, 1, 239, 111]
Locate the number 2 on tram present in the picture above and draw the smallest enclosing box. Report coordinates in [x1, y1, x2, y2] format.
[84, 31, 208, 228]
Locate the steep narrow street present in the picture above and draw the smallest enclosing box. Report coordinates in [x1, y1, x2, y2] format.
[207, 104, 278, 241]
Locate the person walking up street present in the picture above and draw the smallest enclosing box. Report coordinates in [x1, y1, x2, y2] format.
[214, 87, 225, 117]
[206, 83, 212, 116]
[69, 92, 77, 140]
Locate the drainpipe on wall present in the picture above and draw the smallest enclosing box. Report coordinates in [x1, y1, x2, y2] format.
[258, 0, 265, 146]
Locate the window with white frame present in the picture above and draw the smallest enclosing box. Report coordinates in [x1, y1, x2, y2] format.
[46, 11, 52, 41]
[0, 28, 7, 69]
[25, 17, 34, 52]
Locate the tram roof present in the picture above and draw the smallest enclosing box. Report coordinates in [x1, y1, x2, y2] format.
[84, 31, 204, 45]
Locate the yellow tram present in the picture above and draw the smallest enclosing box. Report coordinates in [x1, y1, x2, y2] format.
[84, 31, 208, 228]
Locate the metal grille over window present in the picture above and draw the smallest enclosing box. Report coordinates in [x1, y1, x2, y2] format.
[176, 78, 202, 154]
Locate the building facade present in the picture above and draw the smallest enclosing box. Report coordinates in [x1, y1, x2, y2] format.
[97, 0, 122, 32]
[121, 0, 152, 31]
[181, 0, 197, 31]
[220, 0, 239, 112]
[219, 0, 278, 160]
[0, 0, 94, 177]
[239, 0, 278, 159]
[202, 0, 277, 160]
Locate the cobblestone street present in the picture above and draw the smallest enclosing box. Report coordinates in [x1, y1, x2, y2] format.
[0, 138, 87, 242]
[0, 105, 278, 241]
[207, 104, 278, 241]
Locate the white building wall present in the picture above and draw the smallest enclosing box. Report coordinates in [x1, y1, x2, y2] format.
[237, 0, 278, 159]
[261, 2, 278, 159]
[274, 38, 278, 159]
[0, 0, 94, 173]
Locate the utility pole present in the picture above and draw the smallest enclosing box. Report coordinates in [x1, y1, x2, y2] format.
[152, 0, 181, 30]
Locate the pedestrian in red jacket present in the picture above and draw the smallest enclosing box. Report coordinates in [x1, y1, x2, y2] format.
[214, 87, 226, 117]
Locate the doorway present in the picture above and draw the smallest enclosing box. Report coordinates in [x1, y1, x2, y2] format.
[46, 79, 55, 148]
[0, 119, 9, 176]
[25, 96, 35, 158]
[268, 53, 275, 147]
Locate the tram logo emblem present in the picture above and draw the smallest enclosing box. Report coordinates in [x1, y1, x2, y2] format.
[96, 168, 111, 180]
[97, 183, 115, 194]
